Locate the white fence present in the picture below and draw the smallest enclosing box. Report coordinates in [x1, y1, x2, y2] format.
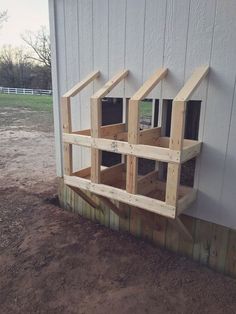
[0, 86, 52, 96]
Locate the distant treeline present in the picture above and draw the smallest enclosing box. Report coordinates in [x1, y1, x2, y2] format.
[0, 46, 51, 90]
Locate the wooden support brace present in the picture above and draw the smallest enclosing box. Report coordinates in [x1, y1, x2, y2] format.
[69, 185, 104, 214]
[169, 217, 193, 242]
[63, 70, 100, 98]
[63, 133, 181, 163]
[130, 206, 161, 232]
[96, 195, 128, 219]
[61, 96, 72, 175]
[90, 97, 102, 183]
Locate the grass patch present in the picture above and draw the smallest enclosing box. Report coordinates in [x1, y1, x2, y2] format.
[0, 94, 53, 112]
[140, 100, 152, 117]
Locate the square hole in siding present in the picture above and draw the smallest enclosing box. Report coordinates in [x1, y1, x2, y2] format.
[139, 99, 159, 129]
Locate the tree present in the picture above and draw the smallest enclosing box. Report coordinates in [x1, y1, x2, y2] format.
[0, 46, 33, 88]
[0, 10, 8, 28]
[21, 26, 52, 89]
[21, 26, 51, 68]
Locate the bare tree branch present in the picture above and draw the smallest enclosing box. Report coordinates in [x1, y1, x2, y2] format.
[21, 26, 51, 68]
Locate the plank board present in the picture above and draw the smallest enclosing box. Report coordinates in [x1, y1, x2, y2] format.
[64, 175, 176, 218]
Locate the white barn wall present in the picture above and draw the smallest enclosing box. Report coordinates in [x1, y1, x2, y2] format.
[49, 0, 236, 229]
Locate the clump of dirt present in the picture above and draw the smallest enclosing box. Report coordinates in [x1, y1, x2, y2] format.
[0, 105, 236, 314]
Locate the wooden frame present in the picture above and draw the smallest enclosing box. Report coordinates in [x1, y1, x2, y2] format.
[165, 66, 209, 208]
[90, 70, 129, 183]
[61, 66, 209, 222]
[61, 70, 100, 175]
[126, 68, 168, 194]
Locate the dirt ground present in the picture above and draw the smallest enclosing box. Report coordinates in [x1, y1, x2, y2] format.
[0, 105, 236, 314]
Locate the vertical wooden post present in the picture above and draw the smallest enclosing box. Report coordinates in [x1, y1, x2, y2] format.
[126, 99, 139, 194]
[165, 100, 186, 206]
[90, 97, 102, 183]
[61, 96, 72, 175]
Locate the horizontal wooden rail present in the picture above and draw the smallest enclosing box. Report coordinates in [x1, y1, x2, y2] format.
[63, 70, 100, 98]
[74, 123, 126, 139]
[116, 127, 161, 145]
[181, 141, 202, 162]
[64, 175, 176, 218]
[177, 189, 197, 215]
[63, 133, 181, 163]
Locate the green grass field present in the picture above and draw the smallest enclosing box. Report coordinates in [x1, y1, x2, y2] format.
[140, 100, 153, 117]
[0, 94, 53, 112]
[0, 94, 153, 117]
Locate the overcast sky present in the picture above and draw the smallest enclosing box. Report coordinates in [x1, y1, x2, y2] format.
[0, 0, 49, 47]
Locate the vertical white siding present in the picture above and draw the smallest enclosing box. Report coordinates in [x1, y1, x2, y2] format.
[162, 0, 190, 99]
[93, 0, 109, 90]
[64, 0, 81, 171]
[48, 0, 62, 176]
[142, 0, 167, 99]
[108, 0, 127, 97]
[124, 0, 146, 97]
[78, 0, 94, 168]
[197, 0, 236, 225]
[184, 0, 217, 216]
[49, 0, 236, 229]
[220, 81, 236, 229]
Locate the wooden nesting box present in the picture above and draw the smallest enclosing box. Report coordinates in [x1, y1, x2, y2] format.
[62, 66, 209, 227]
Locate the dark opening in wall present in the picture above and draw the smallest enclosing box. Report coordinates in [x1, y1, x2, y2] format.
[101, 97, 123, 167]
[139, 99, 159, 129]
[163, 100, 201, 140]
[162, 99, 201, 187]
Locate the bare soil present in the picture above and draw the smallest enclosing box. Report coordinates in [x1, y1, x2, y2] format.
[0, 105, 236, 314]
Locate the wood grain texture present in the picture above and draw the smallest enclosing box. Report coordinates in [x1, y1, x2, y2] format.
[225, 230, 236, 277]
[153, 215, 167, 247]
